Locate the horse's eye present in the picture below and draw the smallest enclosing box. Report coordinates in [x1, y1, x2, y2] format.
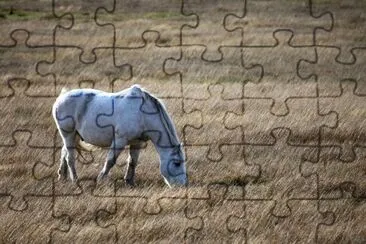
[173, 161, 181, 167]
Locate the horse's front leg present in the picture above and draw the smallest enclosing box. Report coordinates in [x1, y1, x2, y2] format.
[61, 132, 78, 182]
[124, 142, 142, 186]
[58, 146, 69, 180]
[98, 137, 127, 181]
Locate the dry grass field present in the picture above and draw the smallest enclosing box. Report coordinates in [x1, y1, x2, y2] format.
[1, 0, 366, 243]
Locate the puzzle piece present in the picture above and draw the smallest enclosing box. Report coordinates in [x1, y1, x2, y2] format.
[298, 47, 366, 97]
[0, 196, 70, 243]
[244, 128, 317, 217]
[183, 83, 242, 161]
[96, 0, 194, 48]
[271, 200, 334, 243]
[318, 198, 366, 243]
[37, 47, 130, 94]
[225, 97, 337, 145]
[312, 0, 366, 62]
[225, 0, 332, 46]
[97, 197, 201, 243]
[0, 0, 63, 46]
[0, 130, 53, 210]
[318, 81, 366, 161]
[0, 79, 55, 146]
[113, 31, 181, 98]
[0, 30, 55, 96]
[227, 200, 275, 243]
[52, 180, 116, 243]
[244, 30, 317, 115]
[229, 199, 334, 243]
[165, 45, 262, 99]
[185, 184, 247, 243]
[53, 0, 114, 62]
[185, 145, 259, 198]
[163, 98, 201, 140]
[182, 0, 244, 60]
[301, 146, 366, 199]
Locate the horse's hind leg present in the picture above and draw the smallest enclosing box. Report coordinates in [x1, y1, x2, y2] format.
[58, 146, 68, 180]
[98, 137, 127, 181]
[124, 142, 142, 186]
[61, 132, 78, 182]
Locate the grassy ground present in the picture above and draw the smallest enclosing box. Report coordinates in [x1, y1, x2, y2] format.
[1, 0, 366, 243]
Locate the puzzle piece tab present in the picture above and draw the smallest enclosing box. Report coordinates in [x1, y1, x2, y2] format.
[185, 145, 259, 198]
[298, 47, 366, 96]
[53, 0, 114, 62]
[225, 97, 337, 145]
[0, 196, 70, 243]
[0, 130, 53, 210]
[185, 184, 246, 243]
[319, 81, 366, 161]
[37, 47, 130, 94]
[182, 0, 245, 60]
[229, 200, 334, 243]
[301, 146, 366, 199]
[0, 0, 62, 46]
[226, 0, 332, 46]
[183, 84, 242, 161]
[243, 31, 317, 115]
[96, 0, 194, 48]
[318, 198, 366, 243]
[113, 31, 181, 98]
[271, 200, 334, 243]
[52, 180, 116, 243]
[97, 197, 201, 243]
[244, 128, 317, 217]
[0, 80, 55, 146]
[0, 30, 55, 96]
[165, 45, 262, 99]
[163, 98, 202, 140]
[312, 0, 366, 62]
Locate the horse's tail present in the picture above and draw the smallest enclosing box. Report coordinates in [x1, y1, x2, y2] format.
[53, 87, 69, 116]
[75, 133, 100, 152]
[60, 87, 69, 95]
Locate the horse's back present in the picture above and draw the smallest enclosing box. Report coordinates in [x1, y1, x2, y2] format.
[54, 86, 143, 118]
[53, 85, 146, 146]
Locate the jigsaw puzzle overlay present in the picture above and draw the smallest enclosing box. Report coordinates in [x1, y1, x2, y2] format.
[1, 0, 366, 242]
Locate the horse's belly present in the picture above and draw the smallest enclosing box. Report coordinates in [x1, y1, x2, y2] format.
[76, 121, 114, 147]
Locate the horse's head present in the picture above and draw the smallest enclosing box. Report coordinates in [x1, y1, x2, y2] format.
[160, 144, 188, 187]
[141, 90, 188, 187]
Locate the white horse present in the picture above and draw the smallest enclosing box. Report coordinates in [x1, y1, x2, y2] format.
[52, 84, 187, 187]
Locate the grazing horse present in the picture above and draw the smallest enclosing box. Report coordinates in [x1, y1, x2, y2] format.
[52, 85, 187, 187]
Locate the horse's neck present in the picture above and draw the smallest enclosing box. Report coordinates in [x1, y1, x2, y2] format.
[143, 93, 180, 148]
[144, 116, 179, 150]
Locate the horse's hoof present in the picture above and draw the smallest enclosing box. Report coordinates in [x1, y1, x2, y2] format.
[58, 174, 68, 182]
[58, 177, 67, 182]
[97, 172, 108, 182]
[71, 178, 79, 184]
[125, 178, 135, 187]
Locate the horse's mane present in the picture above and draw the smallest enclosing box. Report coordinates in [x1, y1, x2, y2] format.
[141, 87, 180, 147]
